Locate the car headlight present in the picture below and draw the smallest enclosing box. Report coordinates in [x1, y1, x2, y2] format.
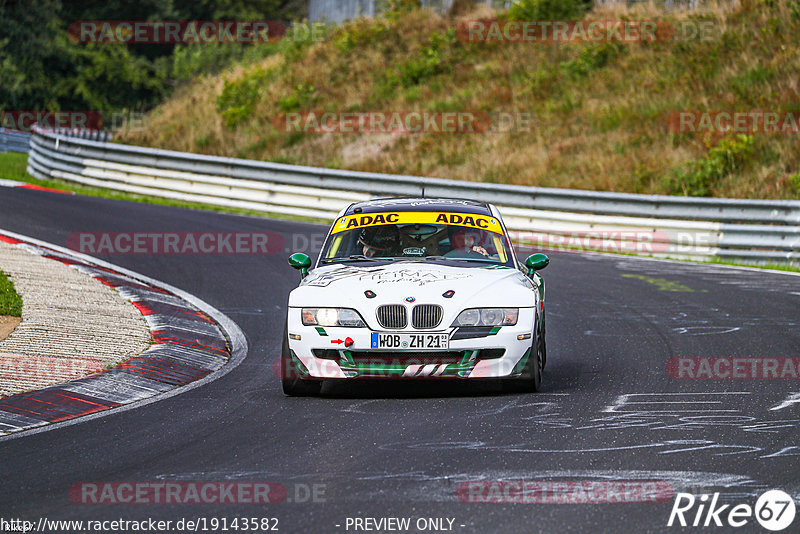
[301, 308, 366, 327]
[452, 308, 518, 327]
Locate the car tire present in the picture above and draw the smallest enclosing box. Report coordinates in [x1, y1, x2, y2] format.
[541, 334, 547, 371]
[281, 322, 322, 396]
[505, 329, 543, 393]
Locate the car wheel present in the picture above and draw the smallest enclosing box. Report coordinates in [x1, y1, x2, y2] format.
[281, 322, 322, 396]
[541, 334, 547, 371]
[505, 330, 543, 393]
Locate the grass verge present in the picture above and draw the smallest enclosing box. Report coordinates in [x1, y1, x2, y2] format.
[0, 152, 29, 182]
[0, 270, 23, 317]
[695, 257, 800, 274]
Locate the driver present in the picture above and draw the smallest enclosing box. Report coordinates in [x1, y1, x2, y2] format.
[358, 225, 401, 258]
[445, 227, 490, 258]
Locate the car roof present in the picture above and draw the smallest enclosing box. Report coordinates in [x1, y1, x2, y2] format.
[344, 197, 492, 216]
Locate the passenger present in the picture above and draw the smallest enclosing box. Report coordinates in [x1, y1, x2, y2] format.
[445, 227, 490, 258]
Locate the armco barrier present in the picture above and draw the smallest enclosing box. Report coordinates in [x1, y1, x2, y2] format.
[0, 129, 32, 153]
[25, 127, 800, 264]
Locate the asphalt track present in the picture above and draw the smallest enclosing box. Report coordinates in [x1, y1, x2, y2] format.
[0, 187, 799, 533]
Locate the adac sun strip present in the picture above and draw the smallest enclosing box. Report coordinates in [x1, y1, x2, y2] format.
[331, 212, 504, 235]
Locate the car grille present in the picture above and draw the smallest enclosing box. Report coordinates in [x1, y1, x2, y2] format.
[411, 304, 443, 329]
[376, 304, 407, 329]
[348, 351, 465, 365]
[312, 349, 505, 362]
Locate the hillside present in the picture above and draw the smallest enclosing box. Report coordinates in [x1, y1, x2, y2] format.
[119, 0, 800, 199]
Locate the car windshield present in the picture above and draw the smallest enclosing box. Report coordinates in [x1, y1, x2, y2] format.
[319, 211, 515, 267]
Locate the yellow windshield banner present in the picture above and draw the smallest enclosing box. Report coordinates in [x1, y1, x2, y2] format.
[331, 211, 504, 235]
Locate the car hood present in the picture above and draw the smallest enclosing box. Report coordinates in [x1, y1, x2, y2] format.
[288, 261, 536, 322]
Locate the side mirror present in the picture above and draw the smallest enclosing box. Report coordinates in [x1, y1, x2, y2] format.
[288, 253, 311, 278]
[525, 253, 549, 274]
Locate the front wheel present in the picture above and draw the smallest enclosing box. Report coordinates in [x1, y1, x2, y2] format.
[505, 331, 543, 393]
[281, 322, 322, 396]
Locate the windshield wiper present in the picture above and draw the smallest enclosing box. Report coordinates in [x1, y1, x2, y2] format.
[424, 255, 497, 263]
[322, 255, 382, 263]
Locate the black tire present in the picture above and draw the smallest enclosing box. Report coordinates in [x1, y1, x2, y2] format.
[505, 330, 543, 393]
[281, 322, 322, 396]
[541, 334, 547, 371]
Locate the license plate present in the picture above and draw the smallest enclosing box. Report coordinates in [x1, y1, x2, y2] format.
[370, 332, 449, 350]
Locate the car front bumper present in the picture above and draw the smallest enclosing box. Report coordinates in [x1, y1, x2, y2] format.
[285, 308, 536, 379]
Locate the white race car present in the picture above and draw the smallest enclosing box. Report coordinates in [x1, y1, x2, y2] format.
[281, 198, 549, 396]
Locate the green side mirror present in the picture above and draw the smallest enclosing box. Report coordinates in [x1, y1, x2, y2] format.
[288, 252, 311, 278]
[525, 253, 549, 274]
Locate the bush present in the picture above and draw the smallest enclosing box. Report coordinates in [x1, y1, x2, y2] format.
[398, 47, 444, 87]
[160, 42, 283, 86]
[216, 68, 275, 128]
[334, 19, 389, 53]
[277, 83, 317, 112]
[277, 22, 333, 62]
[507, 0, 593, 21]
[560, 42, 622, 78]
[666, 135, 755, 196]
[791, 172, 800, 198]
[380, 0, 419, 22]
[396, 29, 457, 87]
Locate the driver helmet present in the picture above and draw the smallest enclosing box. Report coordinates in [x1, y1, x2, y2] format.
[358, 225, 400, 256]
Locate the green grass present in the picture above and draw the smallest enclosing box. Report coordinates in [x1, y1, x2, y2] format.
[0, 152, 29, 181]
[609, 251, 800, 273]
[0, 270, 23, 317]
[692, 257, 800, 274]
[607, 252, 800, 273]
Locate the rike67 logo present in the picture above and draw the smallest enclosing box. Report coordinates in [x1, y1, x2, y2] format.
[668, 490, 796, 531]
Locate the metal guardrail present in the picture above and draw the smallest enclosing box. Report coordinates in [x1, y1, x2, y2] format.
[25, 127, 800, 264]
[0, 129, 32, 153]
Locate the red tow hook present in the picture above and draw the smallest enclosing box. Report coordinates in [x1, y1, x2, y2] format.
[331, 337, 355, 347]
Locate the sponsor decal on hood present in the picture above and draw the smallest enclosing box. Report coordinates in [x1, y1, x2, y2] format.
[302, 265, 475, 288]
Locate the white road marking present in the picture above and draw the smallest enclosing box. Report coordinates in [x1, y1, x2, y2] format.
[770, 392, 800, 411]
[604, 392, 750, 413]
